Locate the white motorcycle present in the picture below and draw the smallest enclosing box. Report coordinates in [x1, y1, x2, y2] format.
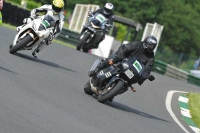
[9, 14, 56, 54]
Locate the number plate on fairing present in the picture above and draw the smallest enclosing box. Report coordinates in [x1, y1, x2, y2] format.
[124, 69, 134, 79]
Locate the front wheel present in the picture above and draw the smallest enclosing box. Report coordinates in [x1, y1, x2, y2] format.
[76, 33, 90, 51]
[9, 35, 33, 54]
[98, 80, 124, 103]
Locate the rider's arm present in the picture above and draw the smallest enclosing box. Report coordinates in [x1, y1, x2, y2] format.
[107, 15, 114, 26]
[30, 5, 49, 17]
[91, 9, 101, 15]
[138, 57, 154, 85]
[142, 57, 154, 79]
[52, 12, 65, 38]
[115, 41, 138, 59]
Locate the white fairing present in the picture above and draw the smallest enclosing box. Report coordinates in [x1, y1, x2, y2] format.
[12, 14, 55, 50]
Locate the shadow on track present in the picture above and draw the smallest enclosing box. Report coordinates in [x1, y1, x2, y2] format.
[105, 101, 170, 123]
[15, 53, 77, 73]
[0, 66, 17, 74]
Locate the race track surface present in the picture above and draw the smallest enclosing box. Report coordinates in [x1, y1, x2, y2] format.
[0, 26, 199, 133]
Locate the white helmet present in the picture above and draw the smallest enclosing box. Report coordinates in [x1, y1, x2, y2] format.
[103, 3, 114, 15]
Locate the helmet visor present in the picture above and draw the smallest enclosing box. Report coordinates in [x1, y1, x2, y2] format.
[144, 43, 154, 52]
[104, 8, 112, 14]
[52, 4, 63, 13]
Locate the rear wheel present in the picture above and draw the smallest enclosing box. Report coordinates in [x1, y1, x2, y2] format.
[9, 35, 33, 54]
[84, 80, 93, 95]
[98, 80, 124, 103]
[76, 33, 90, 51]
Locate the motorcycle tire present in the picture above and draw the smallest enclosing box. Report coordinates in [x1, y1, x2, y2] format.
[84, 80, 93, 95]
[9, 35, 33, 54]
[98, 80, 124, 103]
[82, 47, 89, 53]
[76, 33, 90, 51]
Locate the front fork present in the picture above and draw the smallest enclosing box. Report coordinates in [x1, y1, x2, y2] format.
[106, 76, 136, 92]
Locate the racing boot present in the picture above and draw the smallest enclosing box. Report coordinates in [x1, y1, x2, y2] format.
[32, 48, 39, 58]
[32, 40, 48, 58]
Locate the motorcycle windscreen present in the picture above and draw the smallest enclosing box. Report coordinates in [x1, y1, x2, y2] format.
[39, 15, 56, 31]
[128, 57, 145, 76]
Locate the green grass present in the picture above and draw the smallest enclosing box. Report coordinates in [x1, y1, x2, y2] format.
[2, 23, 16, 30]
[188, 92, 200, 128]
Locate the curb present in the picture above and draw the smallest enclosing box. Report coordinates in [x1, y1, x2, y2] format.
[178, 94, 200, 133]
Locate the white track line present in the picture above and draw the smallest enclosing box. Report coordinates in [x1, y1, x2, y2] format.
[166, 90, 189, 133]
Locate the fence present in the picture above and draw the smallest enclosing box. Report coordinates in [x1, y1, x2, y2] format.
[153, 59, 200, 86]
[2, 2, 30, 26]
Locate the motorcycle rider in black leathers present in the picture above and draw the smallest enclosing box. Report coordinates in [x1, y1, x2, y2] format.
[90, 3, 115, 48]
[88, 35, 157, 85]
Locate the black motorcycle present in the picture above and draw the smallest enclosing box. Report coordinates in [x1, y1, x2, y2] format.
[84, 56, 155, 103]
[76, 10, 112, 52]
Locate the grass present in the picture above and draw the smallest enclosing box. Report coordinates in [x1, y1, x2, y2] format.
[188, 92, 200, 128]
[1, 23, 76, 49]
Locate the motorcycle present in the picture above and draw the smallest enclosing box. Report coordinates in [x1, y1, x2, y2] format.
[9, 14, 56, 54]
[76, 10, 113, 52]
[84, 56, 155, 103]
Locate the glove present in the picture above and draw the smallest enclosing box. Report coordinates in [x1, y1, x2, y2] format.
[138, 76, 146, 86]
[138, 80, 144, 86]
[108, 60, 114, 65]
[30, 15, 35, 20]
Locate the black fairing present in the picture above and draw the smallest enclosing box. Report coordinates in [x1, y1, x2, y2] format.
[79, 13, 107, 49]
[91, 56, 145, 90]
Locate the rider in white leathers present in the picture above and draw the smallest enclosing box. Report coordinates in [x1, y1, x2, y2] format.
[17, 0, 65, 58]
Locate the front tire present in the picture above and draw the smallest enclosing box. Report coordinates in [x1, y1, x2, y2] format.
[9, 35, 33, 54]
[98, 80, 124, 103]
[76, 33, 90, 51]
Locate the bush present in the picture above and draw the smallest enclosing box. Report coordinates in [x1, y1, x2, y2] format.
[27, 1, 41, 10]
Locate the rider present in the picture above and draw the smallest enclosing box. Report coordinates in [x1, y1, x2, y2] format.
[17, 0, 65, 58]
[90, 3, 114, 49]
[88, 35, 157, 86]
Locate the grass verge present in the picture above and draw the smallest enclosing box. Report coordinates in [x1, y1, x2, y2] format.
[188, 92, 200, 128]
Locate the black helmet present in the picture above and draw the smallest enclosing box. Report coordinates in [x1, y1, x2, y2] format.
[143, 35, 157, 53]
[103, 3, 114, 15]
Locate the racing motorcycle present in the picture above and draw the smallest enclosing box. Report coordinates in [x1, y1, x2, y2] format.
[9, 14, 56, 54]
[76, 10, 113, 52]
[84, 56, 155, 103]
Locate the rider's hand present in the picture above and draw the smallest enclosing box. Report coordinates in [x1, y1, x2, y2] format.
[138, 81, 143, 86]
[108, 60, 113, 65]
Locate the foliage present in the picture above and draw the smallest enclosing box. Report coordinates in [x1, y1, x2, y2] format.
[67, 0, 200, 57]
[27, 1, 41, 9]
[188, 93, 200, 128]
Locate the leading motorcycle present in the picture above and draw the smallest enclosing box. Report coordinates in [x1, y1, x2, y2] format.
[76, 10, 113, 52]
[9, 14, 56, 54]
[84, 56, 155, 103]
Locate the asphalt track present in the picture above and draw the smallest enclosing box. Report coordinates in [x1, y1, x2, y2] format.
[0, 26, 199, 133]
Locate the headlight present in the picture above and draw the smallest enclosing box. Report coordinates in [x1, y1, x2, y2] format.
[32, 22, 37, 31]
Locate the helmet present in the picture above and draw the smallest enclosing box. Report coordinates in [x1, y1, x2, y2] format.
[52, 0, 64, 13]
[143, 35, 157, 53]
[103, 3, 114, 15]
